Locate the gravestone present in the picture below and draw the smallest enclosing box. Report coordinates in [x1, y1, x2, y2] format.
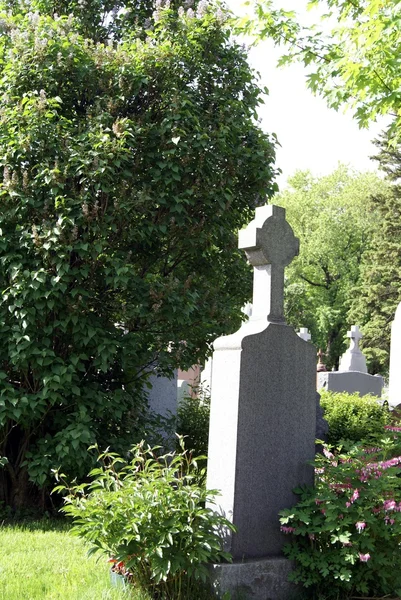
[389, 302, 401, 406]
[317, 325, 383, 397]
[147, 369, 178, 419]
[298, 327, 311, 342]
[207, 205, 316, 600]
[338, 325, 367, 373]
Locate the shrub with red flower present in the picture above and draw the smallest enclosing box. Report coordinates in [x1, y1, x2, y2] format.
[279, 426, 401, 599]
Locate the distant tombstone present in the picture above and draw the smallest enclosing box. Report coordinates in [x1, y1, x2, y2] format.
[207, 205, 316, 600]
[339, 325, 367, 373]
[147, 369, 178, 419]
[298, 327, 311, 342]
[317, 325, 383, 397]
[389, 303, 401, 406]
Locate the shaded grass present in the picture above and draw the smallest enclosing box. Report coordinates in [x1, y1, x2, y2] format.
[0, 520, 150, 600]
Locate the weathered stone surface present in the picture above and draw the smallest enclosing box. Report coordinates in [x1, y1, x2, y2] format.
[209, 558, 301, 600]
[317, 371, 383, 398]
[147, 370, 177, 418]
[389, 302, 401, 406]
[207, 205, 316, 563]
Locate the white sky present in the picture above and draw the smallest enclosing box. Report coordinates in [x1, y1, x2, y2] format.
[228, 0, 387, 188]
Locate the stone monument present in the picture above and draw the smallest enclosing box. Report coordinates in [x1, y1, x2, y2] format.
[298, 327, 311, 342]
[317, 325, 383, 397]
[389, 302, 401, 406]
[207, 205, 316, 600]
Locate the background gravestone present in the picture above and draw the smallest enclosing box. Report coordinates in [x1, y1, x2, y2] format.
[317, 325, 383, 398]
[207, 205, 316, 600]
[389, 302, 401, 407]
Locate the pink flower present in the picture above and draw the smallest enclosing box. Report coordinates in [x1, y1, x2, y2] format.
[350, 489, 359, 503]
[359, 553, 370, 562]
[308, 533, 315, 540]
[384, 425, 401, 432]
[323, 448, 334, 460]
[280, 526, 296, 534]
[383, 499, 396, 511]
[355, 521, 366, 533]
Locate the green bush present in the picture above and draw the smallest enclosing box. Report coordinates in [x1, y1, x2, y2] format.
[177, 387, 210, 460]
[320, 391, 390, 444]
[55, 439, 233, 600]
[279, 427, 401, 599]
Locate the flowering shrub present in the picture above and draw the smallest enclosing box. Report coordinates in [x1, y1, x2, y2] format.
[279, 428, 401, 599]
[54, 438, 234, 600]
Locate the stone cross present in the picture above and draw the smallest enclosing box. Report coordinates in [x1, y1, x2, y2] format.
[347, 325, 363, 352]
[298, 327, 311, 342]
[238, 205, 299, 323]
[338, 324, 367, 374]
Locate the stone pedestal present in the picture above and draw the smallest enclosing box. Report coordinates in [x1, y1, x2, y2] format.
[209, 557, 300, 600]
[317, 371, 383, 397]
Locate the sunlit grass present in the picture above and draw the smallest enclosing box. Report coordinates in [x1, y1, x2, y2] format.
[0, 520, 150, 600]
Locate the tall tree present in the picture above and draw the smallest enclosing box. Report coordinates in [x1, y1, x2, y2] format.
[276, 165, 388, 369]
[237, 0, 401, 136]
[0, 4, 278, 508]
[350, 132, 401, 374]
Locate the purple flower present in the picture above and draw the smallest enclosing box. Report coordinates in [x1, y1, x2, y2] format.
[383, 499, 396, 511]
[359, 553, 370, 562]
[280, 526, 296, 534]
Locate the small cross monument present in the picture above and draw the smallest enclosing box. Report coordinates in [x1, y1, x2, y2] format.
[298, 327, 311, 342]
[238, 205, 299, 323]
[207, 205, 316, 599]
[339, 325, 367, 373]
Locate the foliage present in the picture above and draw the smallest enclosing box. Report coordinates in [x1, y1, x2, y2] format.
[55, 439, 234, 600]
[236, 0, 401, 137]
[0, 3, 278, 508]
[350, 131, 401, 373]
[0, 519, 141, 599]
[320, 390, 390, 445]
[275, 165, 388, 368]
[177, 386, 210, 462]
[280, 429, 401, 599]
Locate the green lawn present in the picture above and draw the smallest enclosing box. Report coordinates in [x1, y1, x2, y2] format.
[0, 520, 150, 600]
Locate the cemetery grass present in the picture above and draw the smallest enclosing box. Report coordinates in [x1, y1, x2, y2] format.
[0, 519, 150, 600]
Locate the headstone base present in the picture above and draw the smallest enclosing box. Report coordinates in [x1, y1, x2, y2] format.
[209, 557, 300, 600]
[317, 371, 383, 397]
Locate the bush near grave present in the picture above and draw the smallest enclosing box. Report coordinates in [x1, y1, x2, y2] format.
[320, 390, 390, 445]
[279, 425, 401, 599]
[55, 438, 233, 600]
[0, 3, 278, 509]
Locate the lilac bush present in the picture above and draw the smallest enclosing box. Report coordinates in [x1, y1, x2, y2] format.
[279, 426, 401, 599]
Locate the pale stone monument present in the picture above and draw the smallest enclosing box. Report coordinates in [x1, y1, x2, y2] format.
[389, 302, 401, 406]
[317, 325, 383, 397]
[207, 205, 316, 600]
[298, 327, 311, 342]
[338, 325, 367, 373]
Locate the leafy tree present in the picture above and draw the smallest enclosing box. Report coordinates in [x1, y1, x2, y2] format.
[0, 5, 278, 508]
[350, 132, 401, 374]
[237, 0, 401, 136]
[276, 165, 388, 369]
